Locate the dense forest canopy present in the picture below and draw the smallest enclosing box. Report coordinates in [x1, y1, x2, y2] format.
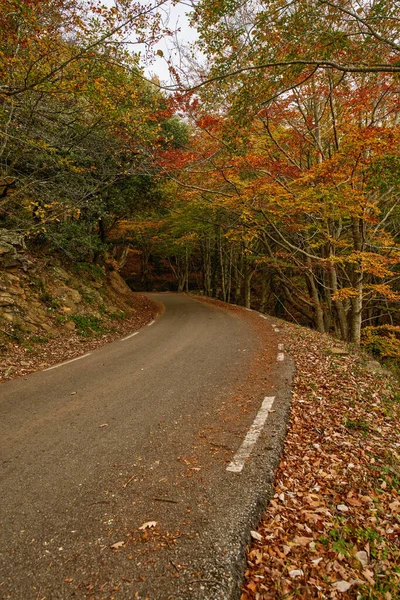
[1, 0, 399, 356]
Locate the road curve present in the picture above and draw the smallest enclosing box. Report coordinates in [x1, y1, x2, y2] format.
[0, 293, 293, 600]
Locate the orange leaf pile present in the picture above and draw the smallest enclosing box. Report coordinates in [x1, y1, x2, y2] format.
[242, 323, 399, 599]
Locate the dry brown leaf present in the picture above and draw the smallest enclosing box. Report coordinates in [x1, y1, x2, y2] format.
[110, 541, 124, 549]
[139, 521, 157, 530]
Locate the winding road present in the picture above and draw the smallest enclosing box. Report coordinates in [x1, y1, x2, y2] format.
[0, 294, 293, 599]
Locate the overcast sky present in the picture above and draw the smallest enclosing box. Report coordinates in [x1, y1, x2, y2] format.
[147, 2, 199, 83]
[103, 0, 199, 83]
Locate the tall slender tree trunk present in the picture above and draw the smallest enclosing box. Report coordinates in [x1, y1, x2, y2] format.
[218, 229, 227, 302]
[185, 247, 189, 293]
[234, 251, 243, 304]
[328, 261, 349, 340]
[226, 246, 233, 303]
[259, 274, 268, 313]
[350, 218, 364, 344]
[211, 229, 219, 298]
[243, 243, 251, 308]
[305, 255, 325, 333]
[202, 238, 212, 296]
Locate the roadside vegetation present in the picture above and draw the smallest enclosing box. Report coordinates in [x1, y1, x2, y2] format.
[242, 323, 399, 600]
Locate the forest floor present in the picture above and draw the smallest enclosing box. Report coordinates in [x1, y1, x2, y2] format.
[241, 321, 399, 600]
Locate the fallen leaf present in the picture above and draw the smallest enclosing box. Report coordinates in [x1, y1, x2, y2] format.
[139, 521, 157, 530]
[337, 504, 349, 512]
[347, 497, 362, 507]
[110, 541, 124, 549]
[293, 535, 313, 547]
[363, 568, 375, 585]
[246, 581, 257, 593]
[99, 423, 108, 428]
[355, 550, 368, 567]
[250, 531, 263, 542]
[289, 569, 304, 579]
[332, 580, 352, 592]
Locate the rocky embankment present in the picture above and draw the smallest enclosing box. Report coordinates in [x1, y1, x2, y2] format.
[0, 229, 160, 382]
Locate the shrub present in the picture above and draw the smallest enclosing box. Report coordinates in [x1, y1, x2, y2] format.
[361, 325, 400, 359]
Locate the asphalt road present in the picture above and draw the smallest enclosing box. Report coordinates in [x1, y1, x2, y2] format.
[0, 294, 293, 600]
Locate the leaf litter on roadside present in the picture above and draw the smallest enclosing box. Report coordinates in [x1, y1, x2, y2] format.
[242, 322, 399, 600]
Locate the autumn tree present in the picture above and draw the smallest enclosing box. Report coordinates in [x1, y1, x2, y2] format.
[0, 0, 185, 260]
[152, 0, 400, 345]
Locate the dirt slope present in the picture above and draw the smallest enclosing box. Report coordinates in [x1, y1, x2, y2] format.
[0, 258, 160, 383]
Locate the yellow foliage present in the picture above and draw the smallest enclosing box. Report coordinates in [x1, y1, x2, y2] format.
[362, 326, 400, 359]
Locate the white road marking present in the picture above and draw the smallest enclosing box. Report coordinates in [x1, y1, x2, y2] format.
[277, 352, 285, 361]
[227, 396, 275, 473]
[44, 353, 92, 371]
[147, 320, 155, 327]
[120, 331, 139, 341]
[278, 343, 284, 351]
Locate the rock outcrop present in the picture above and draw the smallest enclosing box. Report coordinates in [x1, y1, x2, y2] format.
[0, 233, 138, 342]
[0, 229, 28, 269]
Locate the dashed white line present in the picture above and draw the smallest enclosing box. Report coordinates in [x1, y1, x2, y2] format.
[44, 353, 92, 371]
[147, 320, 155, 327]
[120, 331, 139, 341]
[277, 352, 285, 361]
[278, 343, 284, 351]
[227, 396, 275, 473]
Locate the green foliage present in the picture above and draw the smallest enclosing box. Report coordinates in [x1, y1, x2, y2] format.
[70, 314, 105, 337]
[39, 291, 60, 310]
[0, 0, 184, 262]
[343, 417, 370, 435]
[107, 311, 128, 321]
[70, 262, 106, 281]
[160, 117, 190, 149]
[42, 221, 107, 262]
[361, 325, 400, 359]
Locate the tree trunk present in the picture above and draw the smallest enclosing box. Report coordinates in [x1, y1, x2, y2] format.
[328, 261, 349, 340]
[218, 229, 227, 302]
[350, 218, 364, 344]
[185, 247, 189, 293]
[233, 251, 243, 304]
[305, 255, 325, 333]
[243, 246, 251, 308]
[259, 274, 268, 313]
[201, 238, 212, 296]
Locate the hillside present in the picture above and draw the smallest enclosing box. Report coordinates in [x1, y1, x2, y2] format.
[0, 236, 160, 382]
